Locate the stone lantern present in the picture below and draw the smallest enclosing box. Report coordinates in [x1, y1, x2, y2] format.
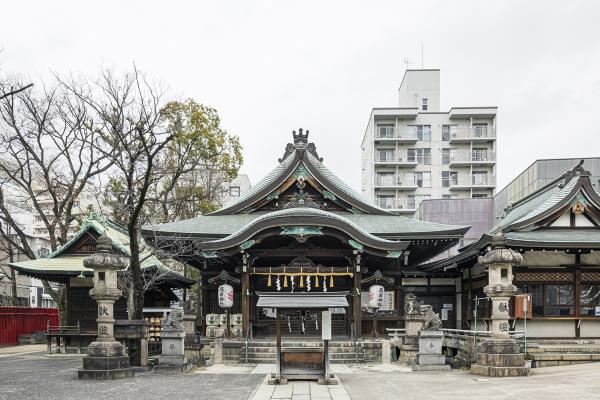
[78, 234, 134, 380]
[471, 233, 530, 377]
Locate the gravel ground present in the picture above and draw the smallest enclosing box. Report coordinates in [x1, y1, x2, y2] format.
[0, 352, 263, 400]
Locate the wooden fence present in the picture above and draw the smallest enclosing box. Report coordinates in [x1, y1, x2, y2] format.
[0, 306, 59, 345]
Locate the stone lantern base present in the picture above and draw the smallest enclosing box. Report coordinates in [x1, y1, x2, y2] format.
[78, 341, 135, 380]
[471, 337, 530, 377]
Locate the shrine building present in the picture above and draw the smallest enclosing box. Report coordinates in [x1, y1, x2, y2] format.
[142, 129, 469, 338]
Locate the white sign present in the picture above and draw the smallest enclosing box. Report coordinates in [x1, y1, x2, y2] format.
[322, 310, 332, 340]
[368, 285, 385, 309]
[218, 284, 234, 308]
[443, 304, 453, 310]
[595, 306, 600, 317]
[441, 309, 449, 321]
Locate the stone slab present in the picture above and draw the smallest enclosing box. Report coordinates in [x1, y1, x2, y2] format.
[412, 364, 451, 371]
[416, 354, 445, 365]
[471, 362, 531, 377]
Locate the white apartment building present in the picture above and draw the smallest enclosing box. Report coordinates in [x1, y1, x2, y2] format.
[31, 180, 101, 239]
[361, 69, 497, 215]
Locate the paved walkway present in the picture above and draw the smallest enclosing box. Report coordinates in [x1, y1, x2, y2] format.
[251, 376, 350, 400]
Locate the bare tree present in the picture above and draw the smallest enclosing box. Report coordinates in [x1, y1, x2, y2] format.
[0, 77, 115, 322]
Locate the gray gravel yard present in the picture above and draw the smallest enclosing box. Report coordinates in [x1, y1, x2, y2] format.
[0, 353, 263, 400]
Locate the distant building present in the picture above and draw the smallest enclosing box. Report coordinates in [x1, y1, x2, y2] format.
[494, 157, 600, 220]
[219, 174, 252, 207]
[31, 179, 101, 239]
[0, 233, 52, 306]
[361, 69, 497, 216]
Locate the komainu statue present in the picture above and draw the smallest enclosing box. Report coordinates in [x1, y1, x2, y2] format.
[421, 305, 443, 330]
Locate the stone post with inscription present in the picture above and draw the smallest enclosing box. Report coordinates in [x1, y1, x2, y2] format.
[78, 234, 134, 380]
[158, 308, 189, 370]
[471, 233, 530, 377]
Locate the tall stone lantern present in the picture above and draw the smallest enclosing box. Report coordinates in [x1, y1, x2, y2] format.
[78, 234, 134, 380]
[471, 233, 530, 377]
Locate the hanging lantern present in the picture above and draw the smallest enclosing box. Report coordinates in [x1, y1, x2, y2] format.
[218, 284, 234, 308]
[368, 285, 385, 309]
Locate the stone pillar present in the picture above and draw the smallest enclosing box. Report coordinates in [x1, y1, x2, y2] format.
[78, 234, 134, 380]
[471, 233, 530, 377]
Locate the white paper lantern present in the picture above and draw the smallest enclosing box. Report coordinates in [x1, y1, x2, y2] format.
[368, 285, 385, 309]
[218, 284, 234, 308]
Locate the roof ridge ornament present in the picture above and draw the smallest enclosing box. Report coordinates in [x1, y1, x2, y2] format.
[278, 128, 323, 162]
[558, 159, 590, 188]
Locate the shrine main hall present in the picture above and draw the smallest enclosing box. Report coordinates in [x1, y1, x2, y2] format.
[143, 129, 469, 338]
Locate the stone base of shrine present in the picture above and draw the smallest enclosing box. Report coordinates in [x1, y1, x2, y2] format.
[398, 344, 418, 365]
[471, 337, 531, 377]
[78, 355, 135, 380]
[412, 364, 451, 371]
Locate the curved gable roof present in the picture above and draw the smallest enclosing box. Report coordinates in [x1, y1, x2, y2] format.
[211, 129, 390, 216]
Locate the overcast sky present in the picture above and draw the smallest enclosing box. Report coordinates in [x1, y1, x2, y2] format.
[1, 1, 599, 192]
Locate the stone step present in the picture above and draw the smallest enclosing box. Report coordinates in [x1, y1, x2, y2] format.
[536, 345, 600, 353]
[530, 353, 600, 361]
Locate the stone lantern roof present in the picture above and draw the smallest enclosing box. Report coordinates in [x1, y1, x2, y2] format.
[477, 233, 523, 266]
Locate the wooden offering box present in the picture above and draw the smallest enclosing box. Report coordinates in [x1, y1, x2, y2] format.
[280, 347, 325, 379]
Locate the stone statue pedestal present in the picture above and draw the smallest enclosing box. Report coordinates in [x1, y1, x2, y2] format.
[398, 315, 424, 365]
[471, 337, 530, 377]
[412, 330, 450, 371]
[159, 330, 187, 368]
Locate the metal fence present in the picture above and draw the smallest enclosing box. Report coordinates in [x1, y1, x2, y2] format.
[0, 306, 59, 345]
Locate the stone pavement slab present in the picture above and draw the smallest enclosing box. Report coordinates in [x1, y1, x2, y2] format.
[250, 377, 350, 400]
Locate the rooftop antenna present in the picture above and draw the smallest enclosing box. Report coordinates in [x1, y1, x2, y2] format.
[403, 58, 415, 70]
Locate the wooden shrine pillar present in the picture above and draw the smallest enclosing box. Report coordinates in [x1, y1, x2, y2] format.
[353, 270, 362, 338]
[242, 270, 250, 337]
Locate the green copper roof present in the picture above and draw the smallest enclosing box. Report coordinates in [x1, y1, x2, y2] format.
[144, 210, 468, 238]
[10, 212, 192, 285]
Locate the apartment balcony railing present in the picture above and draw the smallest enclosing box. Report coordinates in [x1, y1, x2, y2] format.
[374, 174, 417, 189]
[448, 126, 496, 142]
[449, 174, 494, 190]
[449, 150, 495, 165]
[375, 127, 419, 141]
[374, 150, 418, 165]
[376, 197, 417, 211]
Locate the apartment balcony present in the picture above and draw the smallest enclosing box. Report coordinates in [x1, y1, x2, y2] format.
[375, 197, 417, 213]
[449, 150, 495, 167]
[375, 127, 419, 144]
[374, 151, 418, 167]
[448, 126, 496, 143]
[449, 174, 495, 191]
[374, 174, 418, 190]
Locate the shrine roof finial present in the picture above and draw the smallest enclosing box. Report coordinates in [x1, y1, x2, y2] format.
[293, 128, 309, 147]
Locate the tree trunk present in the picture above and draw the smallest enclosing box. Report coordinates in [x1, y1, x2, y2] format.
[127, 280, 135, 320]
[127, 228, 145, 320]
[42, 280, 67, 325]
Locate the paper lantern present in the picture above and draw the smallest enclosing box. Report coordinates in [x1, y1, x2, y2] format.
[218, 284, 234, 308]
[368, 285, 385, 309]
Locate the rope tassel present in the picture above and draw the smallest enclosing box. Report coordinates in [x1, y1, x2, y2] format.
[315, 274, 319, 288]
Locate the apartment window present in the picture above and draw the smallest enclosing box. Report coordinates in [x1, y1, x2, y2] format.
[377, 125, 394, 139]
[407, 148, 431, 165]
[472, 171, 488, 186]
[442, 125, 451, 141]
[376, 195, 395, 209]
[472, 194, 488, 198]
[414, 172, 431, 188]
[472, 148, 488, 162]
[442, 149, 450, 165]
[229, 186, 241, 197]
[377, 149, 395, 162]
[422, 98, 428, 111]
[472, 123, 488, 137]
[408, 194, 431, 209]
[442, 171, 458, 188]
[376, 172, 395, 186]
[415, 125, 431, 141]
